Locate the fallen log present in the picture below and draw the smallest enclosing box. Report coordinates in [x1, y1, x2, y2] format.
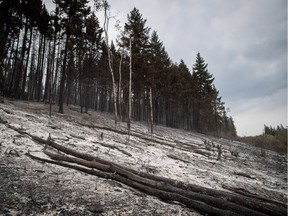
[43, 149, 111, 172]
[222, 184, 287, 208]
[132, 168, 287, 216]
[28, 133, 287, 216]
[26, 152, 241, 216]
[42, 149, 267, 216]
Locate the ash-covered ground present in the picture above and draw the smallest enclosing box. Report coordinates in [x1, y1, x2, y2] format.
[0, 99, 286, 215]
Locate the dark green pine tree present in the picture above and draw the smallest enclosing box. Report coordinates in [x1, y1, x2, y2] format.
[228, 116, 237, 137]
[223, 114, 237, 137]
[147, 30, 171, 124]
[119, 7, 150, 121]
[85, 13, 102, 58]
[148, 31, 170, 89]
[120, 7, 150, 54]
[149, 31, 170, 66]
[211, 85, 225, 135]
[192, 52, 215, 132]
[165, 60, 191, 128]
[178, 60, 195, 130]
[97, 41, 111, 112]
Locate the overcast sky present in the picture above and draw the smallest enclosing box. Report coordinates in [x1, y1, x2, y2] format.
[44, 0, 287, 136]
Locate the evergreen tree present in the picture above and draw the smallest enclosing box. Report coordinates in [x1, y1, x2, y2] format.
[119, 7, 150, 121]
[264, 124, 287, 145]
[148, 30, 171, 124]
[178, 60, 195, 130]
[211, 87, 226, 135]
[221, 110, 237, 137]
[228, 116, 237, 137]
[192, 52, 215, 132]
[96, 41, 112, 112]
[85, 13, 102, 58]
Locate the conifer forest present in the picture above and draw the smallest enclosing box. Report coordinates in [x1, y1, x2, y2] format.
[0, 0, 237, 137]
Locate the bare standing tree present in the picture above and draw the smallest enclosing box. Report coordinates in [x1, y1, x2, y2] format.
[118, 53, 123, 120]
[127, 37, 133, 141]
[102, 0, 118, 129]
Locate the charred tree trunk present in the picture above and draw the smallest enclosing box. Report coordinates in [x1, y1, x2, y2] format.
[43, 40, 52, 102]
[21, 26, 33, 98]
[16, 17, 29, 98]
[33, 34, 43, 100]
[8, 36, 20, 96]
[52, 32, 61, 104]
[84, 83, 89, 113]
[2, 39, 15, 91]
[59, 34, 69, 113]
[36, 34, 46, 102]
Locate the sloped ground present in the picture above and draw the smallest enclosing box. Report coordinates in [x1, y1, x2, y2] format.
[0, 98, 286, 215]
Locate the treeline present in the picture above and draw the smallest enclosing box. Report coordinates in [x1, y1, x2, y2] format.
[240, 124, 287, 153]
[264, 124, 287, 146]
[0, 0, 236, 137]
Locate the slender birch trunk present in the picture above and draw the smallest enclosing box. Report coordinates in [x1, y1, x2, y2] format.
[103, 1, 118, 129]
[118, 53, 123, 120]
[21, 26, 33, 98]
